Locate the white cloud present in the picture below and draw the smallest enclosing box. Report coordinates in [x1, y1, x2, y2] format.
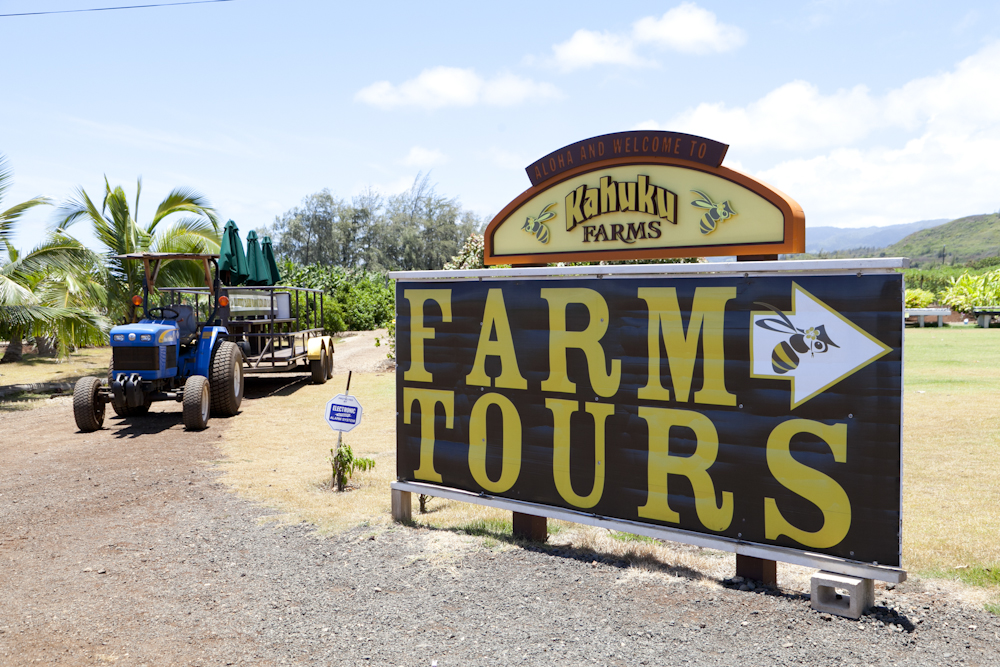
[549, 3, 744, 71]
[401, 146, 447, 168]
[355, 67, 560, 109]
[655, 81, 880, 151]
[551, 29, 650, 72]
[641, 42, 1000, 226]
[633, 3, 746, 55]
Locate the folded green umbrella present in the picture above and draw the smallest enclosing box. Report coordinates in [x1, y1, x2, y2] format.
[218, 220, 248, 286]
[261, 235, 281, 286]
[245, 230, 271, 286]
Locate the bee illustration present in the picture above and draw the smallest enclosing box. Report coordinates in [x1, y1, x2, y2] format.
[690, 190, 737, 235]
[521, 203, 557, 244]
[754, 302, 839, 374]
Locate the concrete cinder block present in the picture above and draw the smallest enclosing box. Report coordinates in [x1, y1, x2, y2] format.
[810, 571, 875, 620]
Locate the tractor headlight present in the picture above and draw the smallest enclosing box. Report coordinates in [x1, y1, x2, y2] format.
[140, 334, 152, 342]
[113, 334, 125, 341]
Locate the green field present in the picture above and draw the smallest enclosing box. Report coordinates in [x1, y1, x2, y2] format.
[902, 327, 1000, 588]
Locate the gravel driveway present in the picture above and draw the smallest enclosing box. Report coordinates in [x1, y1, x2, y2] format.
[2, 380, 999, 666]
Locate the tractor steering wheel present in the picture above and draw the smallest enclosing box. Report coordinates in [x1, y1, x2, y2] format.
[148, 307, 180, 320]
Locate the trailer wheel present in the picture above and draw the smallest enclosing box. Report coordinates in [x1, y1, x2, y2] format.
[108, 357, 150, 416]
[326, 343, 334, 379]
[182, 375, 210, 431]
[73, 376, 105, 432]
[310, 345, 329, 384]
[210, 341, 244, 416]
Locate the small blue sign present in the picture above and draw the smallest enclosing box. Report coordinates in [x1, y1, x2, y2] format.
[324, 394, 363, 432]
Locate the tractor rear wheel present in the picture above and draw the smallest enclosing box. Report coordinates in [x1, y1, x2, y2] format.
[210, 341, 244, 416]
[73, 376, 105, 432]
[310, 345, 329, 384]
[182, 375, 210, 431]
[108, 356, 151, 416]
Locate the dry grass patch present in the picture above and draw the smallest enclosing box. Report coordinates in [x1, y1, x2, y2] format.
[0, 346, 110, 388]
[216, 370, 398, 532]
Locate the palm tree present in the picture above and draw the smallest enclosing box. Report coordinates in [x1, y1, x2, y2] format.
[0, 235, 109, 362]
[0, 154, 106, 362]
[55, 177, 220, 323]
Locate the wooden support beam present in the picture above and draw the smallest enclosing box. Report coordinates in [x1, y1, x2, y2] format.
[512, 512, 547, 542]
[391, 489, 411, 522]
[736, 554, 777, 586]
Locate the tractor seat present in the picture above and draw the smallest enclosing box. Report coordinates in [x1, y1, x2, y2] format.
[174, 305, 198, 340]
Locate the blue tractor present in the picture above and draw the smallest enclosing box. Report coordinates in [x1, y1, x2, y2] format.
[73, 253, 245, 432]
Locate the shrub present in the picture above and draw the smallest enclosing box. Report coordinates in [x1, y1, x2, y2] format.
[280, 262, 394, 332]
[940, 269, 1000, 313]
[905, 288, 935, 309]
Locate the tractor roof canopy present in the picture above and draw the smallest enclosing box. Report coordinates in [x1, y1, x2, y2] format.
[114, 253, 220, 296]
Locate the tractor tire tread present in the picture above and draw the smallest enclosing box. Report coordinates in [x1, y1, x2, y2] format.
[209, 341, 244, 416]
[73, 376, 105, 432]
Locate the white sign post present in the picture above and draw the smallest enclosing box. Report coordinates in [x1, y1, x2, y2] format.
[325, 393, 363, 432]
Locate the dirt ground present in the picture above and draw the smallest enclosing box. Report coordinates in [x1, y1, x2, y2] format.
[2, 330, 1000, 666]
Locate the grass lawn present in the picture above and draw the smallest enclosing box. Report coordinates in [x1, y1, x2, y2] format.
[902, 326, 1000, 589]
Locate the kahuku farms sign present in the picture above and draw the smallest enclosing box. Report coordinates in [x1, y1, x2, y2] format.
[484, 130, 805, 264]
[395, 271, 903, 567]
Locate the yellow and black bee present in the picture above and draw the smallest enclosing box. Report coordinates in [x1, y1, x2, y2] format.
[690, 190, 737, 235]
[521, 203, 557, 244]
[755, 302, 838, 374]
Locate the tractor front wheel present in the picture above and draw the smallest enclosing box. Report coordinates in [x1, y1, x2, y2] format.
[73, 376, 105, 432]
[182, 375, 210, 431]
[210, 341, 244, 416]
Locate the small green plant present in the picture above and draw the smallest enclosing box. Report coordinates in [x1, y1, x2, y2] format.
[986, 601, 1000, 615]
[374, 318, 396, 360]
[905, 288, 935, 309]
[328, 444, 375, 491]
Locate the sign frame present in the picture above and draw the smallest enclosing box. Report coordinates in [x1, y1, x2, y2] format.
[484, 133, 806, 265]
[389, 258, 907, 583]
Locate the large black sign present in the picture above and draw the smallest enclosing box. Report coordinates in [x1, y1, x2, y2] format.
[395, 273, 902, 566]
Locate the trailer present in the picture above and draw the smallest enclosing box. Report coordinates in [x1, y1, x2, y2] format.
[160, 284, 335, 383]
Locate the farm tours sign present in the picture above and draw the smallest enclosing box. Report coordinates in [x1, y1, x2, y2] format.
[395, 273, 903, 566]
[485, 130, 805, 264]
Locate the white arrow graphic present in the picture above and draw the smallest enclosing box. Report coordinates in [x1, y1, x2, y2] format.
[750, 282, 891, 409]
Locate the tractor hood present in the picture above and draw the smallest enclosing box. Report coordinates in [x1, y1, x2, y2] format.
[110, 322, 179, 346]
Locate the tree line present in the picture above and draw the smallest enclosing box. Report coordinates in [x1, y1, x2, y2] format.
[263, 174, 483, 271]
[1, 155, 482, 361]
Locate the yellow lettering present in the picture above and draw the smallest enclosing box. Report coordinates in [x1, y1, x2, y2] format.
[637, 407, 733, 531]
[637, 287, 736, 405]
[468, 393, 522, 493]
[765, 420, 851, 549]
[638, 175, 656, 215]
[583, 188, 599, 220]
[656, 187, 676, 223]
[617, 181, 636, 212]
[403, 289, 452, 383]
[540, 288, 621, 397]
[599, 176, 617, 214]
[403, 388, 454, 483]
[565, 185, 586, 231]
[466, 289, 527, 389]
[548, 399, 613, 508]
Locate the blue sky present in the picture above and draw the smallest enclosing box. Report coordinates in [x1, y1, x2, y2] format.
[3, 0, 1000, 252]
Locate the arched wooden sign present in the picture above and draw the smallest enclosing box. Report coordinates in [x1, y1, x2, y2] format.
[484, 131, 805, 265]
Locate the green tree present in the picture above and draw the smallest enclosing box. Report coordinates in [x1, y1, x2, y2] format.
[1, 154, 106, 362]
[265, 174, 482, 271]
[55, 177, 220, 323]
